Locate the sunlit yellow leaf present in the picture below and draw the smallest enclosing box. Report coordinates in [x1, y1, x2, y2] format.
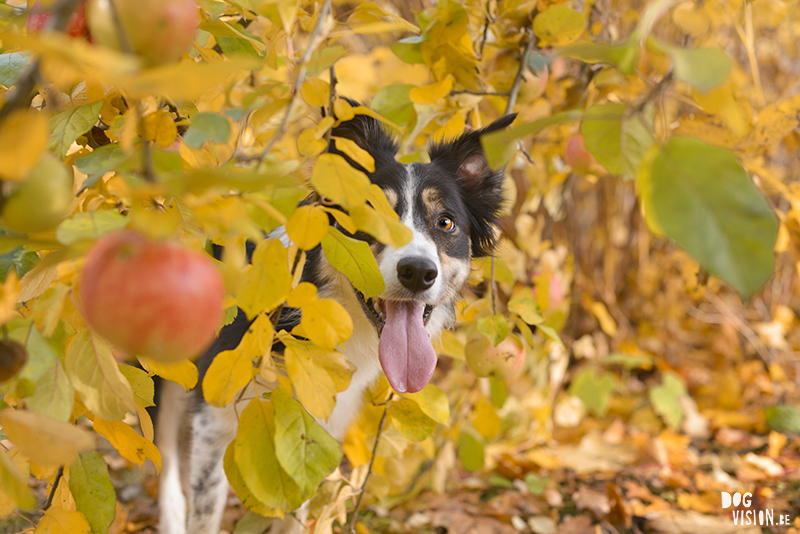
[431, 112, 465, 143]
[0, 410, 94, 466]
[0, 109, 48, 182]
[0, 271, 20, 326]
[126, 58, 259, 100]
[0, 448, 37, 510]
[34, 507, 91, 534]
[333, 137, 375, 172]
[348, 204, 411, 249]
[472, 396, 501, 439]
[321, 227, 385, 298]
[286, 281, 318, 308]
[589, 301, 618, 338]
[301, 78, 330, 107]
[297, 128, 327, 157]
[141, 110, 178, 148]
[409, 76, 453, 105]
[238, 239, 293, 318]
[137, 356, 198, 392]
[286, 205, 330, 250]
[402, 383, 450, 425]
[64, 331, 137, 421]
[285, 346, 355, 420]
[694, 83, 748, 138]
[333, 98, 355, 121]
[299, 298, 353, 350]
[311, 153, 371, 209]
[202, 348, 256, 408]
[224, 441, 283, 518]
[346, 2, 420, 34]
[533, 7, 586, 47]
[92, 418, 162, 473]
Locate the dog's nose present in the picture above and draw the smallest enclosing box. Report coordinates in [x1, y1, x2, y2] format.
[397, 257, 438, 293]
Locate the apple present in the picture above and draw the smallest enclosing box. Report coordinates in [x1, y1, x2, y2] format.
[87, 0, 198, 66]
[564, 133, 598, 174]
[80, 231, 225, 362]
[27, 0, 90, 38]
[464, 332, 526, 380]
[0, 340, 28, 382]
[0, 153, 73, 233]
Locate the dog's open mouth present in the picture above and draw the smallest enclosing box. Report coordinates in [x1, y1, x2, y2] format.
[357, 292, 436, 394]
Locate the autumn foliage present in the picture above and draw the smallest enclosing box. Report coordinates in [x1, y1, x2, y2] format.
[1, 0, 799, 533]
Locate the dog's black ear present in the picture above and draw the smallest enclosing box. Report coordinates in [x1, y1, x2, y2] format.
[429, 114, 517, 257]
[326, 97, 399, 174]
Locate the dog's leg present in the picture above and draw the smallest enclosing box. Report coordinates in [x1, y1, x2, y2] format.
[185, 400, 239, 534]
[157, 381, 191, 534]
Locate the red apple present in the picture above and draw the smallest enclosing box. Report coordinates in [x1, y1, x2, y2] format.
[464, 332, 526, 380]
[27, 0, 90, 38]
[87, 0, 198, 66]
[80, 231, 225, 362]
[564, 133, 597, 174]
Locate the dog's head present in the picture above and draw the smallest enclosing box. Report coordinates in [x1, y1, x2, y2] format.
[329, 106, 516, 393]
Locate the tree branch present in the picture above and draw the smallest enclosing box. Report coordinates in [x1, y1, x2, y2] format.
[505, 28, 536, 115]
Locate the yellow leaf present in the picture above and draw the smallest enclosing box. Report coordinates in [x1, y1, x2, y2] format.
[92, 418, 162, 473]
[0, 271, 20, 326]
[17, 262, 57, 303]
[223, 441, 283, 518]
[301, 78, 330, 107]
[0, 448, 37, 510]
[333, 98, 355, 121]
[433, 113, 466, 146]
[310, 154, 371, 209]
[350, 204, 412, 248]
[137, 356, 198, 391]
[135, 403, 154, 442]
[240, 313, 275, 358]
[346, 3, 420, 34]
[285, 347, 354, 420]
[238, 239, 293, 318]
[402, 383, 450, 426]
[0, 410, 94, 467]
[286, 282, 318, 308]
[333, 137, 375, 172]
[409, 76, 453, 105]
[141, 110, 178, 148]
[366, 184, 397, 218]
[299, 298, 353, 350]
[322, 206, 357, 235]
[297, 128, 327, 157]
[472, 397, 501, 439]
[693, 83, 749, 138]
[0, 109, 48, 182]
[202, 348, 256, 408]
[286, 205, 330, 250]
[125, 58, 259, 100]
[589, 301, 618, 338]
[34, 507, 91, 534]
[64, 331, 137, 421]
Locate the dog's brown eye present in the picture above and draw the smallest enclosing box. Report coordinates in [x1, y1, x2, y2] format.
[437, 217, 455, 232]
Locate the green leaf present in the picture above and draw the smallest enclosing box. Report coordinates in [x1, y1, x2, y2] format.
[306, 46, 347, 77]
[581, 103, 654, 180]
[765, 405, 800, 433]
[458, 431, 484, 471]
[489, 377, 507, 409]
[27, 359, 74, 422]
[387, 397, 437, 441]
[0, 246, 39, 281]
[118, 365, 155, 407]
[569, 368, 616, 417]
[537, 324, 564, 348]
[56, 210, 129, 246]
[481, 110, 583, 171]
[402, 383, 450, 425]
[272, 387, 341, 499]
[638, 137, 778, 297]
[70, 452, 116, 534]
[233, 398, 304, 511]
[371, 84, 415, 128]
[557, 37, 639, 74]
[75, 144, 128, 188]
[232, 511, 275, 534]
[49, 100, 103, 157]
[533, 7, 586, 47]
[525, 473, 550, 494]
[476, 314, 510, 346]
[321, 227, 385, 298]
[664, 45, 731, 93]
[390, 36, 426, 64]
[183, 112, 232, 149]
[311, 153, 371, 209]
[649, 372, 687, 429]
[0, 52, 31, 87]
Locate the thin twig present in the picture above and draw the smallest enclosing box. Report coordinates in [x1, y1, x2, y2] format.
[258, 0, 332, 164]
[324, 64, 338, 145]
[490, 255, 497, 315]
[505, 28, 536, 115]
[43, 466, 64, 510]
[478, 1, 492, 59]
[348, 393, 392, 533]
[0, 0, 83, 125]
[451, 90, 510, 97]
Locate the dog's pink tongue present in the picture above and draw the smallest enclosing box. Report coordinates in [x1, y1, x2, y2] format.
[378, 300, 436, 393]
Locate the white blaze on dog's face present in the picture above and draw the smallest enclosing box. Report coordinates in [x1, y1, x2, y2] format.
[326, 110, 516, 394]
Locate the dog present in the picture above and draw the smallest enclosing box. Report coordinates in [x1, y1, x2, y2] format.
[156, 104, 516, 534]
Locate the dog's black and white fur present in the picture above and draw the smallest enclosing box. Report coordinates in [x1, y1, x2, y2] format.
[156, 106, 516, 534]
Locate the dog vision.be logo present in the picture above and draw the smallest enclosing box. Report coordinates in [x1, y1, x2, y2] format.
[721, 492, 795, 527]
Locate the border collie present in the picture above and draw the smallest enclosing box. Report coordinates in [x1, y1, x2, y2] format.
[156, 104, 516, 534]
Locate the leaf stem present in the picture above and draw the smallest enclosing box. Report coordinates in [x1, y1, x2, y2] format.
[43, 466, 64, 510]
[348, 393, 392, 533]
